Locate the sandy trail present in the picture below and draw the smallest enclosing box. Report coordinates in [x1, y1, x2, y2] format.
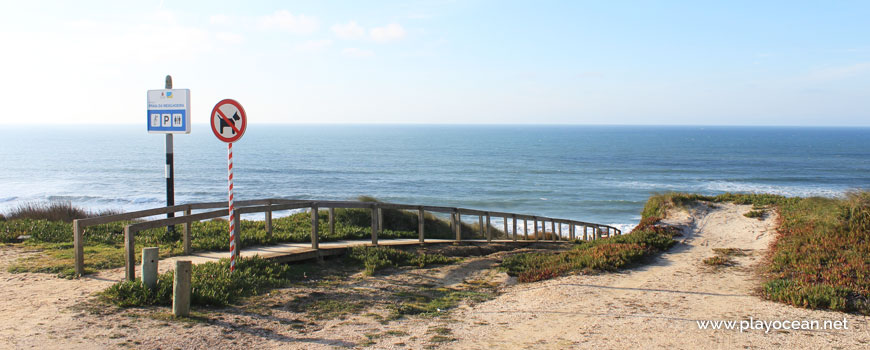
[1, 202, 868, 349]
[445, 203, 870, 349]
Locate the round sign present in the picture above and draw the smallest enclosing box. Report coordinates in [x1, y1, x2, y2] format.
[210, 99, 247, 143]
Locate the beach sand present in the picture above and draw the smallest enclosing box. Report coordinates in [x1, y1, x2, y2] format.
[0, 202, 867, 349]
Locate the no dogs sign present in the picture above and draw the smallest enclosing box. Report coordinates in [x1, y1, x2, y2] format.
[210, 99, 247, 143]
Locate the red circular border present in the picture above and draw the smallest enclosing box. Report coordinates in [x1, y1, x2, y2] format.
[210, 99, 247, 143]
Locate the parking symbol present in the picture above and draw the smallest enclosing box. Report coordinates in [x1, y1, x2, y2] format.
[172, 114, 183, 127]
[162, 114, 171, 127]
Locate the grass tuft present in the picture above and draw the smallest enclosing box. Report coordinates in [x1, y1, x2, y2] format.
[348, 246, 459, 275]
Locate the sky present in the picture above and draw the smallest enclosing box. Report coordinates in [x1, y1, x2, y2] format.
[1, 0, 868, 126]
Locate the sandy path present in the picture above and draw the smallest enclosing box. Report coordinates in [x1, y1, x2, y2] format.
[445, 203, 870, 349]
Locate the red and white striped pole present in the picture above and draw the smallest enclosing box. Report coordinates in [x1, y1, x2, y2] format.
[228, 142, 235, 272]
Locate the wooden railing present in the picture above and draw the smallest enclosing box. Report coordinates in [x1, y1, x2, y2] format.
[71, 198, 622, 278]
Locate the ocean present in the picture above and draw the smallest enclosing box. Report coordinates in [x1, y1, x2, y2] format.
[2, 125, 868, 232]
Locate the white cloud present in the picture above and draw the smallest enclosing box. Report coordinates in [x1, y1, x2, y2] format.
[258, 10, 318, 34]
[209, 14, 230, 25]
[370, 23, 406, 42]
[215, 32, 244, 44]
[296, 39, 333, 52]
[342, 47, 374, 58]
[332, 21, 366, 40]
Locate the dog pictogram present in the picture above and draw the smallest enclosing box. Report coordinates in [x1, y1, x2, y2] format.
[220, 112, 241, 135]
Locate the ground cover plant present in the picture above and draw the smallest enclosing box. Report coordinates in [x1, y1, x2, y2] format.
[500, 216, 680, 283]
[645, 191, 870, 315]
[1, 197, 502, 277]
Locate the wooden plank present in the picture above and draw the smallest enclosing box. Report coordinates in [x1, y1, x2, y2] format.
[73, 220, 84, 276]
[127, 209, 227, 232]
[77, 204, 191, 227]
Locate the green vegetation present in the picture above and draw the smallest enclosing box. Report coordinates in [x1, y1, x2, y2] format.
[500, 216, 680, 283]
[644, 191, 870, 315]
[1, 197, 502, 276]
[703, 255, 732, 267]
[392, 288, 493, 317]
[100, 256, 293, 307]
[744, 210, 765, 219]
[348, 246, 459, 275]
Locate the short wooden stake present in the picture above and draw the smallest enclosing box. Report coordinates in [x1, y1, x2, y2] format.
[73, 220, 84, 276]
[173, 260, 191, 317]
[124, 226, 135, 281]
[141, 247, 159, 291]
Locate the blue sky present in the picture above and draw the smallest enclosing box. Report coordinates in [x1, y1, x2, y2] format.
[1, 0, 868, 125]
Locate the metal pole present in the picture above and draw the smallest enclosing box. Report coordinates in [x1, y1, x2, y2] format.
[228, 142, 236, 272]
[165, 75, 175, 237]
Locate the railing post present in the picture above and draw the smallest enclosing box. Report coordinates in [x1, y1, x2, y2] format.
[583, 225, 589, 240]
[485, 213, 492, 242]
[503, 216, 508, 241]
[478, 215, 484, 241]
[371, 205, 379, 245]
[524, 218, 529, 240]
[557, 221, 562, 241]
[124, 226, 135, 281]
[265, 200, 273, 239]
[569, 224, 575, 240]
[512, 215, 517, 241]
[233, 211, 241, 258]
[418, 208, 425, 244]
[533, 217, 539, 241]
[328, 207, 335, 236]
[378, 207, 384, 232]
[310, 204, 319, 250]
[183, 205, 192, 254]
[73, 220, 84, 276]
[550, 220, 556, 241]
[454, 210, 461, 242]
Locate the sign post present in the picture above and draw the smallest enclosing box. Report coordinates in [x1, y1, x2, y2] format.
[147, 75, 191, 235]
[210, 99, 247, 272]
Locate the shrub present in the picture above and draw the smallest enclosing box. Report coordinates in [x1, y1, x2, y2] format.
[100, 256, 293, 307]
[743, 210, 765, 219]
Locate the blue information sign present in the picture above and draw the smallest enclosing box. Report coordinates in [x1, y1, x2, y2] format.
[147, 89, 191, 134]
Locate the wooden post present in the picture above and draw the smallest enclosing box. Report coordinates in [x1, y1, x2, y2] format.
[370, 206, 378, 245]
[485, 213, 492, 242]
[523, 219, 528, 240]
[557, 221, 562, 241]
[533, 217, 539, 241]
[265, 201, 273, 239]
[233, 211, 241, 258]
[183, 206, 192, 255]
[570, 224, 575, 240]
[173, 260, 191, 317]
[73, 220, 84, 276]
[418, 208, 425, 243]
[503, 216, 508, 241]
[141, 247, 158, 291]
[478, 215, 484, 240]
[550, 220, 556, 241]
[124, 226, 135, 281]
[512, 215, 518, 241]
[454, 210, 462, 242]
[310, 205, 319, 250]
[378, 207, 384, 232]
[328, 207, 335, 236]
[583, 225, 589, 240]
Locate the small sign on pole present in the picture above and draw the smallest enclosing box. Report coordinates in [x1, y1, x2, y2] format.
[210, 99, 247, 272]
[147, 89, 191, 134]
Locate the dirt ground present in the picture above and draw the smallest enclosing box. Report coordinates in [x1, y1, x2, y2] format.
[1, 202, 868, 349]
